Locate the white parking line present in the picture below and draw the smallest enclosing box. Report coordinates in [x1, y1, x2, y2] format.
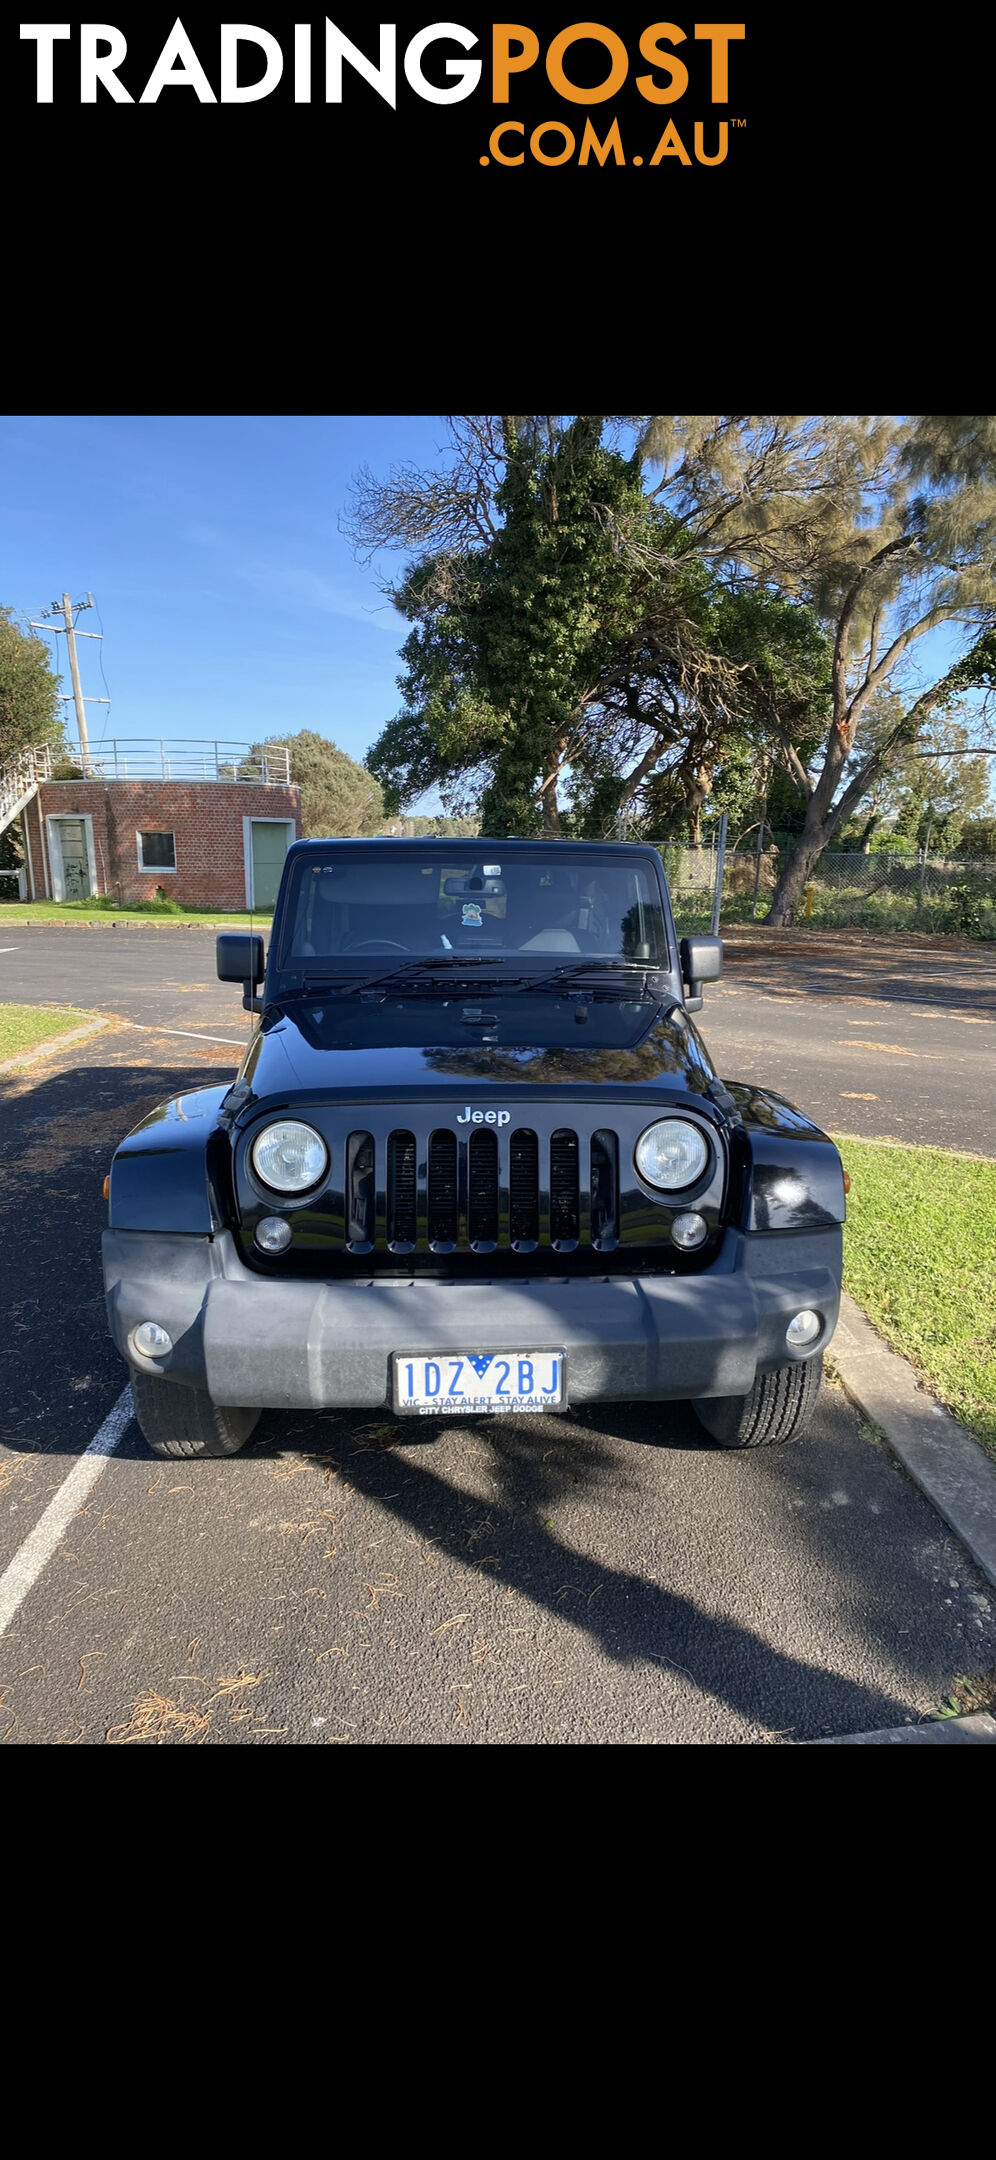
[127, 1023, 246, 1046]
[0, 946, 21, 952]
[147, 1027, 246, 1046]
[0, 1386, 133, 1640]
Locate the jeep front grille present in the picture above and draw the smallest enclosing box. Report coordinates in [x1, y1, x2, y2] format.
[468, 1129, 499, 1248]
[549, 1128, 580, 1244]
[386, 1130, 416, 1247]
[347, 1131, 375, 1247]
[238, 1103, 727, 1275]
[351, 1121, 620, 1255]
[426, 1129, 458, 1247]
[509, 1127, 540, 1246]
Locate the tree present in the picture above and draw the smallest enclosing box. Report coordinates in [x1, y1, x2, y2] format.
[367, 417, 656, 834]
[378, 812, 480, 837]
[958, 817, 996, 857]
[344, 415, 508, 559]
[244, 730, 383, 837]
[352, 416, 996, 882]
[0, 605, 62, 770]
[832, 696, 991, 850]
[358, 418, 833, 841]
[634, 416, 996, 920]
[846, 708, 992, 854]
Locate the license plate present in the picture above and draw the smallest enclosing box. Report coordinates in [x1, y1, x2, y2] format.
[393, 1351, 566, 1416]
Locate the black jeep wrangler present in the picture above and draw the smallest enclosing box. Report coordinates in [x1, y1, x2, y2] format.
[102, 839, 845, 1459]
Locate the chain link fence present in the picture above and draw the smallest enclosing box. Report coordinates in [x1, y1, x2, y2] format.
[657, 842, 996, 939]
[657, 842, 724, 934]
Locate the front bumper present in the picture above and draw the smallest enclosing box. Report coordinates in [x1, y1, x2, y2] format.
[103, 1227, 842, 1411]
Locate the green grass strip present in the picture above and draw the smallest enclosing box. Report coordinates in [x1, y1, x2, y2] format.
[833, 1134, 996, 1455]
[0, 1003, 97, 1058]
[0, 902, 270, 926]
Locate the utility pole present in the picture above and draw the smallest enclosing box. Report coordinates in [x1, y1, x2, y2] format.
[30, 592, 107, 777]
[61, 592, 90, 773]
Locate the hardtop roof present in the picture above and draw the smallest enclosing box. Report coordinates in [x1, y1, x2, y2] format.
[285, 836, 664, 859]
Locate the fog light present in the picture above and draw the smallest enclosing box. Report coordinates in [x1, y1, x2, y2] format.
[132, 1321, 173, 1358]
[256, 1216, 292, 1253]
[786, 1309, 821, 1347]
[671, 1211, 708, 1250]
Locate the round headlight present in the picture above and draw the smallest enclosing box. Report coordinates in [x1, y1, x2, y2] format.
[251, 1120, 328, 1194]
[635, 1118, 709, 1191]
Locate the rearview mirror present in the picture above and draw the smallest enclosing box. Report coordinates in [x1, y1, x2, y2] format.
[442, 873, 506, 896]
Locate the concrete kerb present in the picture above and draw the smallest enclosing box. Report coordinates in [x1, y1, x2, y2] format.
[804, 1714, 996, 1744]
[0, 1014, 113, 1072]
[0, 916, 254, 930]
[791, 1294, 996, 1747]
[829, 1291, 996, 1596]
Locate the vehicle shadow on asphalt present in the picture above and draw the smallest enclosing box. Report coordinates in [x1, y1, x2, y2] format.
[245, 1398, 919, 1743]
[0, 1045, 966, 1740]
[0, 1050, 238, 1462]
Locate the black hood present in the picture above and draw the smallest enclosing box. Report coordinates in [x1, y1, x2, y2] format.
[236, 994, 717, 1108]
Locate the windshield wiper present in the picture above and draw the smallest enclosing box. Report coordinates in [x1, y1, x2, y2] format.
[278, 958, 671, 1004]
[357, 961, 546, 1000]
[281, 958, 507, 1000]
[517, 962, 671, 1001]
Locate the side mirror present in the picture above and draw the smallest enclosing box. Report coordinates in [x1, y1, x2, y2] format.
[217, 932, 265, 1011]
[680, 933, 722, 1013]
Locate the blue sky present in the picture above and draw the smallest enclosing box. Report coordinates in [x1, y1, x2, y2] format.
[0, 413, 448, 773]
[2, 414, 991, 811]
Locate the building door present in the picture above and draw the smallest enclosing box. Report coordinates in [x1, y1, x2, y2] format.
[247, 819, 293, 910]
[50, 817, 92, 900]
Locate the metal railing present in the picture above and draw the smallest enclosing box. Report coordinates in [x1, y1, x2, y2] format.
[45, 739, 293, 784]
[51, 743, 291, 786]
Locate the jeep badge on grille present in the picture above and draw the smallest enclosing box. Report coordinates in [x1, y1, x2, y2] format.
[456, 1107, 511, 1126]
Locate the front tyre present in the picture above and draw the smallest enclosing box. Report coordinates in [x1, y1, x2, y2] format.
[693, 1355, 823, 1449]
[130, 1371, 260, 1459]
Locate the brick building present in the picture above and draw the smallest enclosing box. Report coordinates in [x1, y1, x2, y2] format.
[8, 742, 302, 911]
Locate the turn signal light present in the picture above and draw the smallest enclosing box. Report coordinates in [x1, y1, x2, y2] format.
[102, 1174, 110, 1200]
[843, 1171, 851, 1194]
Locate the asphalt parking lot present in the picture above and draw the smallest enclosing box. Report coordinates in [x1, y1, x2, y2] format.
[702, 927, 996, 1152]
[3, 919, 994, 1147]
[1, 923, 994, 1745]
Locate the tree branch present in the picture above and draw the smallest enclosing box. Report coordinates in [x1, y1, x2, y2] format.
[832, 532, 920, 730]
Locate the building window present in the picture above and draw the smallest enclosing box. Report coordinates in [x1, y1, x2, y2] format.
[137, 830, 177, 872]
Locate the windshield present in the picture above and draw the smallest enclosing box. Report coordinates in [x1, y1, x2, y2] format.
[275, 848, 671, 973]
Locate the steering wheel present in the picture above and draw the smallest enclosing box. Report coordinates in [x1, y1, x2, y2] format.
[341, 938, 413, 954]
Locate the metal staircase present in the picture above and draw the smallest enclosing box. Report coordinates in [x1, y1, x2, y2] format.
[0, 743, 53, 839]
